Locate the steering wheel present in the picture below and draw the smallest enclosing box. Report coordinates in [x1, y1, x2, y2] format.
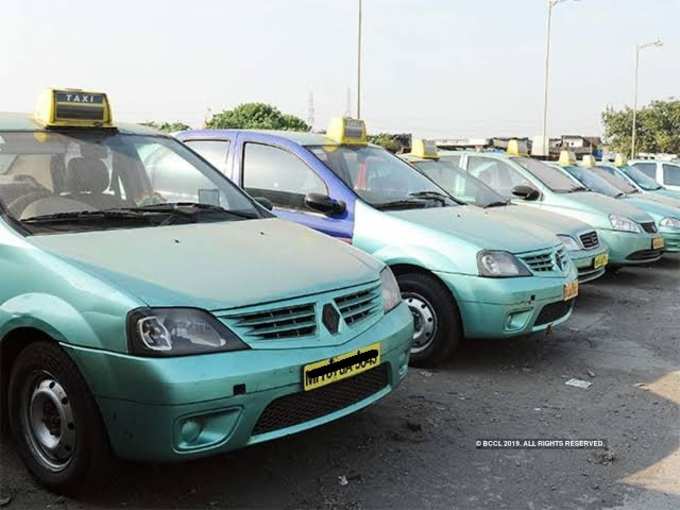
[7, 190, 56, 217]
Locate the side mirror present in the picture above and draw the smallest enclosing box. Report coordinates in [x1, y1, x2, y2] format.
[253, 196, 274, 211]
[304, 193, 346, 215]
[512, 185, 540, 201]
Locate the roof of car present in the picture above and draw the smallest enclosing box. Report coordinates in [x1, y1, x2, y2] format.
[180, 128, 342, 147]
[437, 149, 510, 158]
[0, 112, 163, 136]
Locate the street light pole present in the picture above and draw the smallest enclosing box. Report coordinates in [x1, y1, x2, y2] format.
[631, 39, 663, 159]
[542, 0, 575, 158]
[356, 0, 363, 119]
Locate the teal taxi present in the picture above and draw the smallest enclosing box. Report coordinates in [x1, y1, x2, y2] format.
[400, 141, 609, 283]
[440, 143, 664, 267]
[557, 154, 680, 252]
[179, 119, 580, 367]
[0, 92, 413, 490]
[600, 155, 680, 203]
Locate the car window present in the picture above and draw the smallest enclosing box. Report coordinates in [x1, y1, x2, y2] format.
[242, 143, 327, 211]
[440, 154, 461, 168]
[511, 157, 581, 193]
[0, 132, 259, 234]
[632, 162, 657, 179]
[467, 157, 533, 199]
[563, 166, 621, 197]
[662, 164, 680, 186]
[185, 140, 230, 173]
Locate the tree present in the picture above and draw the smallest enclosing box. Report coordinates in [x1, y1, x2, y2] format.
[602, 99, 680, 155]
[206, 103, 310, 131]
[368, 133, 404, 153]
[141, 121, 191, 133]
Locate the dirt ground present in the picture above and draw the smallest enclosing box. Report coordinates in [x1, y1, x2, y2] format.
[1, 256, 679, 509]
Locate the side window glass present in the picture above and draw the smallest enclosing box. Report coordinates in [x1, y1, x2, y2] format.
[242, 143, 327, 211]
[467, 157, 531, 198]
[186, 140, 230, 174]
[634, 162, 657, 179]
[662, 164, 680, 186]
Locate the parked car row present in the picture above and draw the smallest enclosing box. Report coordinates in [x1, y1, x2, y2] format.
[1, 89, 677, 492]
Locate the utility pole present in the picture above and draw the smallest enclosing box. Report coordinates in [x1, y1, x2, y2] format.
[631, 39, 663, 158]
[307, 91, 315, 130]
[356, 0, 363, 119]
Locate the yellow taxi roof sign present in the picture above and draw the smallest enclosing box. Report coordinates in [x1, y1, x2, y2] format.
[614, 153, 628, 167]
[581, 155, 596, 168]
[326, 117, 367, 145]
[558, 150, 576, 166]
[506, 139, 528, 156]
[410, 139, 439, 159]
[34, 88, 113, 128]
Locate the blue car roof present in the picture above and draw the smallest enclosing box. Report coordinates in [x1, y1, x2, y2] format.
[180, 128, 342, 147]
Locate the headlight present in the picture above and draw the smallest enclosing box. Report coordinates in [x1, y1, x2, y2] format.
[477, 250, 531, 277]
[380, 267, 401, 312]
[127, 308, 249, 357]
[556, 235, 580, 251]
[660, 217, 680, 229]
[609, 214, 642, 233]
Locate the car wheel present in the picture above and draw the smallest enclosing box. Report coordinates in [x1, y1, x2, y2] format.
[8, 341, 111, 493]
[397, 272, 462, 366]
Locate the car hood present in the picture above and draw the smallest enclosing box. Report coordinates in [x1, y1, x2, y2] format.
[561, 192, 652, 223]
[623, 196, 680, 221]
[386, 205, 555, 254]
[28, 219, 382, 310]
[637, 192, 680, 210]
[481, 204, 593, 238]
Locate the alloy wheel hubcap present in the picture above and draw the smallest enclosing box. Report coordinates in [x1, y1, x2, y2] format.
[21, 372, 76, 472]
[403, 292, 438, 353]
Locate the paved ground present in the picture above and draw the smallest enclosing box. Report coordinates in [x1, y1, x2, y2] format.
[1, 256, 679, 509]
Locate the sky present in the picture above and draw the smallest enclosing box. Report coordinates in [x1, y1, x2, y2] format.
[0, 0, 678, 139]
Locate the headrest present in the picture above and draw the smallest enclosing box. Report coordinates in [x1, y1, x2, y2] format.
[66, 157, 110, 194]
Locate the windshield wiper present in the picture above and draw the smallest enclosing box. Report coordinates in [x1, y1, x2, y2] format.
[373, 198, 431, 210]
[408, 191, 453, 205]
[118, 202, 259, 220]
[567, 186, 589, 193]
[483, 199, 510, 208]
[21, 210, 151, 224]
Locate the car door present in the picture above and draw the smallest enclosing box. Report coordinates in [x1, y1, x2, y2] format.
[233, 135, 355, 240]
[661, 163, 680, 191]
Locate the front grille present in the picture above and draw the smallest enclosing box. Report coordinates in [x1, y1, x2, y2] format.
[223, 303, 316, 340]
[252, 364, 389, 435]
[641, 222, 658, 234]
[535, 301, 573, 326]
[579, 231, 599, 249]
[334, 284, 381, 326]
[520, 247, 568, 273]
[627, 249, 663, 261]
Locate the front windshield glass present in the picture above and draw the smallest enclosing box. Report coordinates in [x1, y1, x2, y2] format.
[620, 165, 663, 191]
[590, 167, 637, 194]
[512, 157, 582, 193]
[0, 131, 260, 234]
[309, 145, 457, 210]
[411, 159, 507, 207]
[562, 166, 622, 198]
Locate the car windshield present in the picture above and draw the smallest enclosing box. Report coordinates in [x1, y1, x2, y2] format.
[411, 159, 507, 207]
[0, 131, 260, 234]
[561, 166, 624, 198]
[590, 167, 638, 194]
[309, 145, 457, 209]
[512, 157, 583, 193]
[621, 165, 663, 191]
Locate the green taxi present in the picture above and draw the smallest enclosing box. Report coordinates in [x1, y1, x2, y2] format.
[0, 91, 413, 490]
[400, 141, 609, 283]
[440, 143, 665, 267]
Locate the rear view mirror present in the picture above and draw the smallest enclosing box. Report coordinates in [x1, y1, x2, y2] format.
[253, 196, 274, 211]
[304, 193, 346, 215]
[512, 185, 540, 201]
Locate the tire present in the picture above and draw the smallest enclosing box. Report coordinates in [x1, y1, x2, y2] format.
[8, 341, 111, 493]
[397, 272, 463, 366]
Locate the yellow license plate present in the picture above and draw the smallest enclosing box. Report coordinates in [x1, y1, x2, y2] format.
[303, 342, 381, 391]
[652, 237, 665, 250]
[563, 280, 579, 301]
[594, 253, 609, 269]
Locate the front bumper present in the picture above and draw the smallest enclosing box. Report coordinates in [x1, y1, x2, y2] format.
[64, 303, 413, 462]
[434, 269, 576, 339]
[660, 229, 680, 252]
[597, 229, 663, 265]
[568, 246, 609, 284]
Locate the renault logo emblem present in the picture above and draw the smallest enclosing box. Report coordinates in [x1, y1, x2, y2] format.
[322, 304, 340, 335]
